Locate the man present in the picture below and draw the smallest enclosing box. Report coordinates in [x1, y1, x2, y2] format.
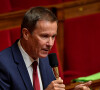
[0, 7, 91, 90]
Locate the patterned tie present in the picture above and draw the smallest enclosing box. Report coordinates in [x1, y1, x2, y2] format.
[33, 61, 40, 90]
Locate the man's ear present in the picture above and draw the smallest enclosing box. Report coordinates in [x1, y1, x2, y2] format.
[22, 28, 30, 40]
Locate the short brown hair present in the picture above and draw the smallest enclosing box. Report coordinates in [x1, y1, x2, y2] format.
[21, 6, 58, 36]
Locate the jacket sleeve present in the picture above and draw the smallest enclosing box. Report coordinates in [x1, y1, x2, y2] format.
[0, 59, 10, 90]
[0, 79, 10, 90]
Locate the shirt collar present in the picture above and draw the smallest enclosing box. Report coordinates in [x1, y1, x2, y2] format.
[18, 40, 39, 68]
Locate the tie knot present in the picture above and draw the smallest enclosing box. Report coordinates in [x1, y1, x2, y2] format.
[33, 61, 38, 72]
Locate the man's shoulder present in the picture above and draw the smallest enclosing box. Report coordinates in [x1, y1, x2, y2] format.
[0, 47, 11, 55]
[0, 40, 19, 57]
[0, 47, 12, 61]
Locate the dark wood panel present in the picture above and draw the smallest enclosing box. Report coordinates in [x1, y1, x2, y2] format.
[63, 1, 100, 19]
[0, 10, 26, 30]
[0, 0, 100, 30]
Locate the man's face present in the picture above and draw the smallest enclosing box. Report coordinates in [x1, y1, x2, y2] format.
[25, 20, 57, 59]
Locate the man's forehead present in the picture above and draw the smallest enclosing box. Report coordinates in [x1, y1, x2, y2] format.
[32, 20, 57, 34]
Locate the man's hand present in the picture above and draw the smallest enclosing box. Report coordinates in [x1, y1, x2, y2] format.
[45, 77, 65, 90]
[74, 81, 92, 90]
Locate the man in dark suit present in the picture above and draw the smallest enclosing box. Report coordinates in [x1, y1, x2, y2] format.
[0, 7, 91, 90]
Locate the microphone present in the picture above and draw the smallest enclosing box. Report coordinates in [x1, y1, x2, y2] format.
[48, 53, 59, 79]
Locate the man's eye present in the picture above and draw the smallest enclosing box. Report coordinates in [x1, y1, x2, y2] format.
[52, 36, 55, 38]
[42, 35, 49, 38]
[52, 35, 56, 39]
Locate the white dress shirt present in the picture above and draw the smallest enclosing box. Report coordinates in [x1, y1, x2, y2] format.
[18, 40, 43, 90]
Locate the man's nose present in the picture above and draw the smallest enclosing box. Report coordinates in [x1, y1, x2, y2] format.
[47, 37, 54, 47]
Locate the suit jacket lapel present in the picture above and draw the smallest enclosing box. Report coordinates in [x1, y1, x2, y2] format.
[11, 40, 33, 90]
[39, 57, 56, 89]
[39, 57, 49, 89]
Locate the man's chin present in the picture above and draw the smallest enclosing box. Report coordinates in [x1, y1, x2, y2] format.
[39, 53, 48, 58]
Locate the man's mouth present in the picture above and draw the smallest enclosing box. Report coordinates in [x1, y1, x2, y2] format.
[42, 48, 50, 52]
[43, 49, 49, 51]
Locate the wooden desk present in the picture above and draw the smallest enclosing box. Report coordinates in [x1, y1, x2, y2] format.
[65, 79, 100, 90]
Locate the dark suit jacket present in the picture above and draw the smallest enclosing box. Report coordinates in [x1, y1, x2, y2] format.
[0, 40, 55, 90]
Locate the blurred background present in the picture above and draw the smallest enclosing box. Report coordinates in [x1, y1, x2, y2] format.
[0, 0, 100, 89]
